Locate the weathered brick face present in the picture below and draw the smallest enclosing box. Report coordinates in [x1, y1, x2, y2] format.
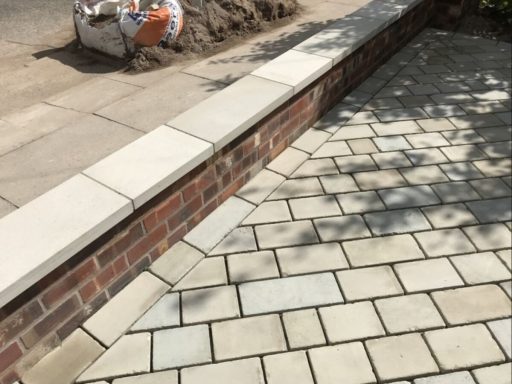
[0, 1, 443, 382]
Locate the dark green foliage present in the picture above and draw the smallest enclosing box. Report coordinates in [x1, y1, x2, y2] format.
[480, 0, 512, 25]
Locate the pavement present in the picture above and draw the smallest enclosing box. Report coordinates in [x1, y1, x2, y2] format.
[0, 0, 367, 219]
[22, 28, 512, 384]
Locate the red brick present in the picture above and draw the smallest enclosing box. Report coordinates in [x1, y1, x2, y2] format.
[96, 265, 115, 288]
[0, 343, 22, 373]
[112, 256, 128, 275]
[126, 224, 167, 265]
[1, 370, 19, 384]
[21, 295, 80, 349]
[154, 193, 182, 223]
[41, 259, 97, 309]
[0, 301, 43, 349]
[79, 281, 99, 303]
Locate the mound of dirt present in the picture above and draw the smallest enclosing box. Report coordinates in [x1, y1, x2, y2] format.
[128, 0, 299, 71]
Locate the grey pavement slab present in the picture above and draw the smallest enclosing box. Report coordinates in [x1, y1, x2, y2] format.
[169, 75, 292, 151]
[413, 372, 475, 384]
[131, 293, 180, 332]
[0, 174, 133, 308]
[266, 147, 310, 177]
[184, 197, 255, 253]
[97, 72, 222, 133]
[337, 266, 403, 301]
[378, 185, 440, 209]
[236, 169, 285, 205]
[255, 221, 319, 249]
[227, 250, 279, 283]
[153, 325, 211, 370]
[314, 215, 371, 241]
[282, 309, 326, 349]
[239, 273, 343, 315]
[365, 208, 431, 235]
[112, 371, 178, 384]
[241, 201, 292, 225]
[267, 178, 324, 200]
[263, 351, 315, 384]
[473, 363, 512, 384]
[292, 128, 331, 154]
[0, 114, 143, 207]
[182, 286, 240, 324]
[172, 257, 227, 291]
[84, 126, 213, 209]
[209, 227, 258, 255]
[181, 358, 264, 384]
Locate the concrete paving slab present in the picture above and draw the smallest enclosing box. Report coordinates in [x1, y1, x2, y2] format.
[84, 126, 213, 208]
[0, 114, 142, 206]
[97, 72, 223, 133]
[169, 75, 292, 151]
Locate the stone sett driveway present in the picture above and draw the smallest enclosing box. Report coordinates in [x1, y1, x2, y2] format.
[31, 29, 512, 384]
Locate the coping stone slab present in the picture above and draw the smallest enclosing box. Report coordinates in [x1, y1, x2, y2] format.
[22, 329, 104, 384]
[150, 241, 204, 286]
[252, 49, 332, 94]
[0, 174, 132, 308]
[168, 75, 293, 151]
[83, 272, 169, 346]
[351, 0, 407, 26]
[294, 16, 386, 65]
[184, 196, 255, 253]
[84, 126, 213, 209]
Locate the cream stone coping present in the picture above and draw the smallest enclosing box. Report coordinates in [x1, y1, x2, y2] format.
[0, 0, 424, 309]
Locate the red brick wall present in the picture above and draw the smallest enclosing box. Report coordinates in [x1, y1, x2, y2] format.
[0, 2, 435, 382]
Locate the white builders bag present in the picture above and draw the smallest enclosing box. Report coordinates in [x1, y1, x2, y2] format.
[74, 0, 184, 58]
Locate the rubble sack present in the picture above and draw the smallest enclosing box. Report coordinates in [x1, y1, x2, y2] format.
[74, 0, 184, 58]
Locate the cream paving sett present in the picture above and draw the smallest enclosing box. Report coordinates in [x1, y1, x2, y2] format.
[24, 27, 512, 384]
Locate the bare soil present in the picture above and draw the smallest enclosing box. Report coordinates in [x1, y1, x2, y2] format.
[128, 0, 300, 71]
[457, 8, 512, 42]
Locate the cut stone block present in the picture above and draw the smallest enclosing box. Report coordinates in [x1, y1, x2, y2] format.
[405, 148, 449, 166]
[112, 371, 178, 384]
[153, 325, 211, 370]
[84, 126, 213, 208]
[422, 203, 478, 228]
[330, 124, 376, 140]
[417, 117, 456, 132]
[336, 154, 377, 173]
[242, 201, 291, 225]
[399, 165, 449, 185]
[276, 242, 349, 276]
[406, 132, 450, 148]
[236, 169, 285, 205]
[451, 252, 511, 284]
[319, 174, 359, 194]
[425, 324, 505, 370]
[378, 185, 440, 209]
[319, 302, 385, 343]
[22, 329, 104, 384]
[263, 351, 315, 384]
[131, 293, 180, 331]
[267, 178, 324, 200]
[488, 318, 511, 359]
[343, 234, 424, 267]
[209, 227, 257, 256]
[432, 285, 511, 325]
[169, 75, 293, 151]
[184, 196, 255, 253]
[227, 251, 279, 283]
[292, 128, 332, 154]
[289, 195, 341, 220]
[150, 241, 204, 286]
[291, 159, 338, 178]
[469, 178, 512, 199]
[314, 103, 359, 132]
[472, 363, 512, 384]
[467, 198, 512, 223]
[309, 343, 376, 384]
[0, 174, 132, 308]
[373, 136, 412, 151]
[413, 372, 475, 384]
[212, 315, 286, 360]
[266, 147, 309, 177]
[181, 358, 264, 384]
[337, 191, 385, 214]
[414, 228, 475, 257]
[375, 294, 445, 334]
[372, 151, 412, 169]
[366, 333, 439, 381]
[282, 309, 326, 349]
[496, 249, 512, 270]
[371, 120, 422, 136]
[463, 223, 511, 251]
[337, 266, 403, 301]
[314, 215, 371, 241]
[239, 273, 343, 315]
[84, 272, 169, 346]
[375, 107, 428, 122]
[365, 208, 431, 235]
[255, 221, 319, 249]
[77, 333, 150, 382]
[431, 181, 480, 203]
[172, 257, 227, 291]
[252, 49, 332, 94]
[440, 162, 484, 181]
[474, 158, 512, 177]
[353, 169, 407, 190]
[394, 258, 464, 292]
[347, 138, 379, 154]
[182, 286, 240, 324]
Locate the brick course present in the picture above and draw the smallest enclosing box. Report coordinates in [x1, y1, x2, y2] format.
[0, 1, 444, 381]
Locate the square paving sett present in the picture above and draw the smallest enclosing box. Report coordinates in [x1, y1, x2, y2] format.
[337, 266, 403, 301]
